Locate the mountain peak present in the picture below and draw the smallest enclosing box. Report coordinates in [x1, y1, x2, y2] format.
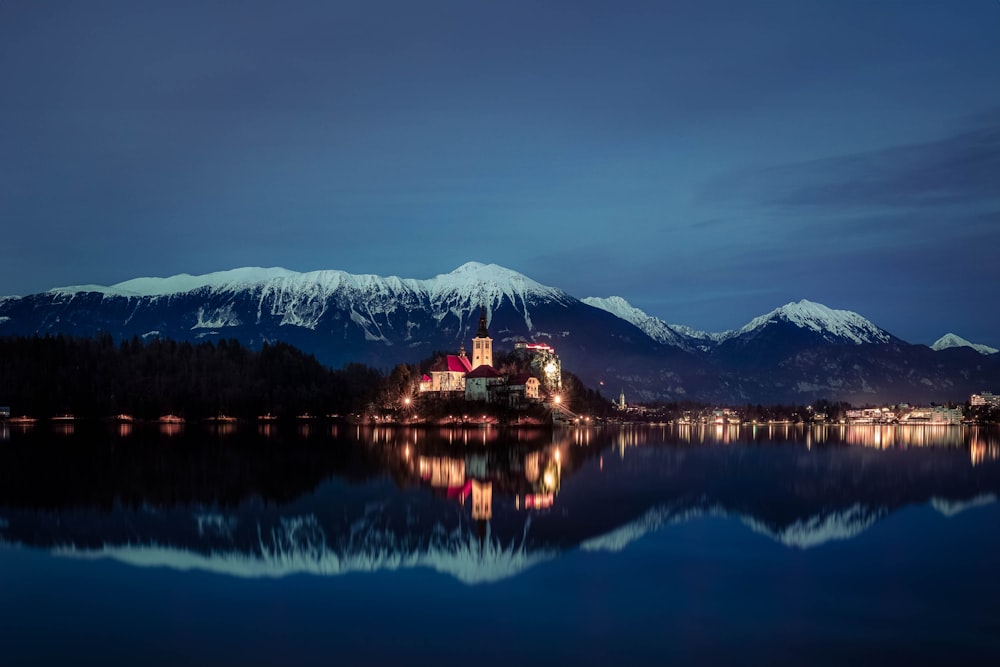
[425, 263, 568, 312]
[740, 299, 893, 344]
[931, 333, 998, 355]
[442, 262, 536, 283]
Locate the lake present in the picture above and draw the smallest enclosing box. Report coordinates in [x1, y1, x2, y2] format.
[1, 421, 999, 665]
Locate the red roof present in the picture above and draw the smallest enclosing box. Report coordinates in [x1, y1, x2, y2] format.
[466, 364, 502, 379]
[431, 355, 473, 373]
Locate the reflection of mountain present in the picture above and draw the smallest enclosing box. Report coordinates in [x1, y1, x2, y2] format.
[2, 427, 999, 584]
[580, 503, 889, 552]
[54, 512, 555, 585]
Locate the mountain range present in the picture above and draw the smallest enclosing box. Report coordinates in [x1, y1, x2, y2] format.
[1, 262, 997, 404]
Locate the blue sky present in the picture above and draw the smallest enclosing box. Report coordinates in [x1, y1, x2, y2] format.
[2, 1, 999, 345]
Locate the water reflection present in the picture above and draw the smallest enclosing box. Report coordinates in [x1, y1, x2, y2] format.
[159, 422, 183, 437]
[0, 424, 998, 584]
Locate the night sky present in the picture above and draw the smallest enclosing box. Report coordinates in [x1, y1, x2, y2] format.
[2, 1, 999, 345]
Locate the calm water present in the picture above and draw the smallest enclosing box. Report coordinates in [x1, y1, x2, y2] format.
[1, 421, 999, 666]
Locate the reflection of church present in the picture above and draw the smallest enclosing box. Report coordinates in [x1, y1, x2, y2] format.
[419, 306, 541, 404]
[416, 445, 563, 523]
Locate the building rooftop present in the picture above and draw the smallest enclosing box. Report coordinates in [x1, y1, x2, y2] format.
[430, 355, 473, 373]
[466, 364, 502, 379]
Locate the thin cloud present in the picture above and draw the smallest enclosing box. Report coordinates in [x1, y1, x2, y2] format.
[707, 111, 1000, 210]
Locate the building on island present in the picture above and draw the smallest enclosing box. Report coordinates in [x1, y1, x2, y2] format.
[465, 364, 504, 401]
[512, 341, 562, 391]
[424, 346, 473, 393]
[508, 373, 540, 401]
[418, 306, 553, 406]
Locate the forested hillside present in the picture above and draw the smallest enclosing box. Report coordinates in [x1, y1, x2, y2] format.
[0, 335, 382, 420]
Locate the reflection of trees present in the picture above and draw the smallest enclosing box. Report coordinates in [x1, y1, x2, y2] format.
[0, 423, 390, 509]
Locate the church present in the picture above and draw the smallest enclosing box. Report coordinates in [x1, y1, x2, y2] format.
[419, 306, 541, 404]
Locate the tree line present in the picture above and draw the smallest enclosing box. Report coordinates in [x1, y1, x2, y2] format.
[0, 334, 382, 420]
[0, 334, 615, 422]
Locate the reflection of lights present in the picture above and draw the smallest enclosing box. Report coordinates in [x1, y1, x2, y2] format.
[554, 449, 561, 463]
[543, 471, 555, 488]
[160, 423, 182, 437]
[54, 422, 75, 436]
[519, 493, 554, 510]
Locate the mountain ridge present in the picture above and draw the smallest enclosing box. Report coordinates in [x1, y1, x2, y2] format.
[2, 263, 999, 404]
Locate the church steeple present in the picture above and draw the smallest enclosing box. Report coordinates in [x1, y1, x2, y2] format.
[476, 305, 489, 338]
[471, 305, 493, 369]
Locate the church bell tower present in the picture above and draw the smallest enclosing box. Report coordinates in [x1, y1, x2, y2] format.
[471, 305, 493, 369]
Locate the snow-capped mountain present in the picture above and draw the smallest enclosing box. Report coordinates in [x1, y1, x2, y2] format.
[581, 296, 720, 351]
[582, 296, 893, 351]
[2, 263, 998, 403]
[49, 262, 571, 335]
[730, 299, 895, 345]
[931, 333, 998, 355]
[7, 262, 586, 360]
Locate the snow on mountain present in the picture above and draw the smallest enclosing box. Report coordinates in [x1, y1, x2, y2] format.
[581, 296, 719, 350]
[931, 333, 998, 355]
[46, 262, 570, 334]
[424, 262, 570, 331]
[584, 296, 892, 349]
[50, 267, 303, 297]
[733, 299, 893, 344]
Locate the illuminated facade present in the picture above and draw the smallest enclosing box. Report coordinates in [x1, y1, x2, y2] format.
[471, 480, 493, 520]
[513, 341, 562, 391]
[971, 392, 1000, 408]
[900, 405, 964, 424]
[426, 348, 473, 392]
[419, 307, 546, 405]
[465, 364, 504, 401]
[508, 373, 540, 401]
